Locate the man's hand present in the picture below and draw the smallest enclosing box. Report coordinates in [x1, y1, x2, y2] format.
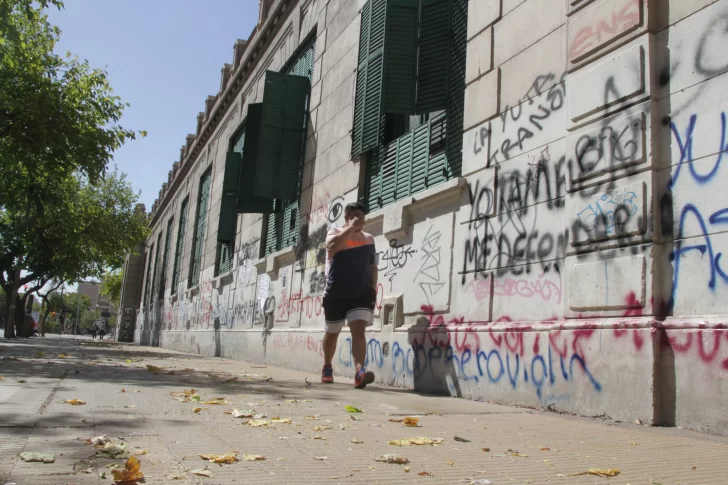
[348, 215, 365, 231]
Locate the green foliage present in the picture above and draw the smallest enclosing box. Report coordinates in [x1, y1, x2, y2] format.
[0, 1, 145, 205]
[80, 309, 101, 330]
[100, 269, 123, 307]
[0, 170, 150, 287]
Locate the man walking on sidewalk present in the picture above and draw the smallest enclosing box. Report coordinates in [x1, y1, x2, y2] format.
[321, 202, 378, 388]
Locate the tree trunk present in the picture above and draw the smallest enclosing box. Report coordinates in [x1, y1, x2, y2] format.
[39, 299, 49, 336]
[4, 270, 19, 339]
[14, 293, 27, 337]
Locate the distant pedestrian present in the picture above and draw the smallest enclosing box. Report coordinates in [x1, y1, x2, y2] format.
[91, 328, 97, 340]
[321, 202, 378, 388]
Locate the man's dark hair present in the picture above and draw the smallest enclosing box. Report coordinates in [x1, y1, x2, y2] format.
[344, 202, 367, 216]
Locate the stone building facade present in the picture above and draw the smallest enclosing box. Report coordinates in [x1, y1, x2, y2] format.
[117, 0, 728, 435]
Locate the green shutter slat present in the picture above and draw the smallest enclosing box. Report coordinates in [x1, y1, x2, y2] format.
[238, 104, 276, 214]
[190, 171, 211, 288]
[409, 121, 431, 195]
[383, 0, 418, 114]
[218, 242, 233, 274]
[416, 0, 452, 113]
[257, 71, 310, 201]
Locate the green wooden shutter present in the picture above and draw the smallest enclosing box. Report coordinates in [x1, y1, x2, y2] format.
[218, 152, 241, 241]
[258, 71, 310, 200]
[416, 0, 452, 113]
[190, 171, 211, 288]
[171, 198, 189, 295]
[238, 104, 276, 214]
[352, 0, 386, 156]
[217, 152, 241, 275]
[444, 0, 466, 178]
[159, 217, 174, 300]
[383, 0, 419, 114]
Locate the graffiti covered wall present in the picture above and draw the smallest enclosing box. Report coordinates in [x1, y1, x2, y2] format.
[127, 0, 728, 436]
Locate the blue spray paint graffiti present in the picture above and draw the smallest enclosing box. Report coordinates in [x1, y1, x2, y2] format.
[338, 336, 602, 401]
[668, 111, 728, 308]
[670, 113, 726, 187]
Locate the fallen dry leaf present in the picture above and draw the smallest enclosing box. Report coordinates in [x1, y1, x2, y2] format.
[405, 466, 411, 472]
[454, 436, 471, 442]
[305, 415, 322, 420]
[314, 456, 328, 460]
[482, 448, 490, 452]
[313, 425, 331, 431]
[200, 452, 238, 464]
[145, 364, 163, 372]
[95, 442, 128, 459]
[404, 417, 419, 427]
[19, 452, 55, 463]
[375, 454, 409, 464]
[568, 468, 621, 478]
[312, 435, 326, 440]
[629, 441, 639, 446]
[271, 417, 292, 424]
[91, 435, 110, 446]
[192, 407, 202, 413]
[204, 398, 228, 405]
[350, 439, 364, 444]
[242, 454, 265, 461]
[120, 388, 126, 393]
[540, 447, 551, 451]
[232, 409, 256, 418]
[111, 456, 144, 483]
[59, 399, 86, 405]
[389, 418, 404, 423]
[134, 449, 149, 456]
[418, 471, 433, 476]
[59, 353, 69, 358]
[247, 419, 270, 427]
[166, 474, 186, 480]
[191, 467, 213, 477]
[389, 437, 443, 446]
[447, 461, 454, 466]
[350, 415, 358, 421]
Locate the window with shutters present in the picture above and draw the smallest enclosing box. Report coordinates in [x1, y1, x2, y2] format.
[159, 217, 174, 300]
[216, 129, 245, 276]
[144, 243, 154, 307]
[263, 38, 315, 256]
[189, 170, 212, 288]
[171, 198, 189, 295]
[150, 232, 162, 303]
[354, 0, 467, 212]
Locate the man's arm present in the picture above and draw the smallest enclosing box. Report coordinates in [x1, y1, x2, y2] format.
[325, 217, 363, 252]
[370, 265, 378, 288]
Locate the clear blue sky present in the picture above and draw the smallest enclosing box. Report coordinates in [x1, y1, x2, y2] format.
[48, 0, 259, 210]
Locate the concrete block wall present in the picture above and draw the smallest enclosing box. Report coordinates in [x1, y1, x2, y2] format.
[124, 0, 728, 436]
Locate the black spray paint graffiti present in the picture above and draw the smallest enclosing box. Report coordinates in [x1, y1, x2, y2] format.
[473, 73, 567, 165]
[378, 239, 418, 292]
[415, 226, 445, 303]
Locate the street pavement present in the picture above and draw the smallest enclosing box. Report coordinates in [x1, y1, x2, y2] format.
[0, 337, 726, 485]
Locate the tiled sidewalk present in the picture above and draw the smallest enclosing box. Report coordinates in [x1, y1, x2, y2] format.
[1, 337, 726, 484]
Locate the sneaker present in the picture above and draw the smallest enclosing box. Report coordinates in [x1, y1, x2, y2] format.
[354, 369, 375, 389]
[321, 365, 334, 384]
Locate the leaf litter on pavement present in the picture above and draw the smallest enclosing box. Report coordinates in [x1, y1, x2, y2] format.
[389, 437, 443, 446]
[375, 454, 409, 464]
[111, 456, 144, 483]
[200, 452, 238, 464]
[569, 468, 621, 478]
